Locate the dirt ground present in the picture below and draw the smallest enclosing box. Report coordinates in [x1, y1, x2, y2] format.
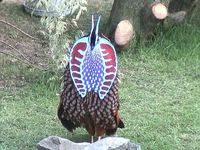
[0, 0, 113, 70]
[0, 0, 50, 70]
[1, 0, 23, 3]
[0, 0, 113, 89]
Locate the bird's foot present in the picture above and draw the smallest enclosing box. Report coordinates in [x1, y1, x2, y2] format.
[91, 136, 94, 143]
[98, 136, 102, 141]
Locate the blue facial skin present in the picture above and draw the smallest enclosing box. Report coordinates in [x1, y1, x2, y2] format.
[89, 16, 101, 51]
[90, 26, 97, 51]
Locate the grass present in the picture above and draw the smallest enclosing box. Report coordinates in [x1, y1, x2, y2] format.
[117, 24, 200, 149]
[119, 56, 200, 150]
[1, 2, 200, 150]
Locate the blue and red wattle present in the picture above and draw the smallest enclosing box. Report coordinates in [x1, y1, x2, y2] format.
[69, 36, 117, 100]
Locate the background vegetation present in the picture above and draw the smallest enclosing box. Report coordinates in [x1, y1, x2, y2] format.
[0, 1, 200, 150]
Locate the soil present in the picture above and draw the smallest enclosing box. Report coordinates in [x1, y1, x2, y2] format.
[0, 0, 114, 89]
[0, 0, 51, 89]
[0, 0, 114, 70]
[0, 0, 50, 69]
[1, 0, 23, 4]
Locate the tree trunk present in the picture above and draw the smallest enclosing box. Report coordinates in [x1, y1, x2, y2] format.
[105, 0, 168, 44]
[168, 0, 200, 26]
[105, 0, 144, 42]
[189, 0, 200, 26]
[106, 0, 200, 47]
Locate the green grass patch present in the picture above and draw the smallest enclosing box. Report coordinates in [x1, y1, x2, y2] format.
[118, 58, 200, 150]
[140, 24, 200, 61]
[1, 4, 200, 150]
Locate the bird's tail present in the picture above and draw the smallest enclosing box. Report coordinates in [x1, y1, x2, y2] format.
[118, 118, 125, 128]
[105, 111, 124, 135]
[57, 101, 76, 132]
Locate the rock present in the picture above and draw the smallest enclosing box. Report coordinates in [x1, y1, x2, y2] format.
[37, 136, 90, 150]
[37, 136, 141, 150]
[84, 137, 141, 150]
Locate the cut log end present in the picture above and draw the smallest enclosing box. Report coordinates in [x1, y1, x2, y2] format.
[152, 3, 168, 20]
[114, 20, 134, 46]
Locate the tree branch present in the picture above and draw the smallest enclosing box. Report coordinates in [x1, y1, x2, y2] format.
[0, 50, 31, 66]
[0, 40, 35, 64]
[0, 20, 38, 40]
[0, 40, 44, 70]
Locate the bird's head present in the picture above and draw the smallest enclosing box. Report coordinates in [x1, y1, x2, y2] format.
[89, 15, 101, 50]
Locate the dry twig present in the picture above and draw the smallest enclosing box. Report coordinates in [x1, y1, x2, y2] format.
[0, 40, 34, 64]
[0, 50, 31, 66]
[0, 20, 38, 40]
[0, 40, 44, 70]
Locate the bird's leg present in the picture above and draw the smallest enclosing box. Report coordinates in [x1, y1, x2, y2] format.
[95, 126, 105, 141]
[98, 136, 102, 141]
[91, 136, 94, 143]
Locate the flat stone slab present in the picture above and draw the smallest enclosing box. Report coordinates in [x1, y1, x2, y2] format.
[37, 136, 90, 150]
[37, 136, 141, 150]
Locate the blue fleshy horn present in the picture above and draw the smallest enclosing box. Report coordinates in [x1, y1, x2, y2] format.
[89, 15, 101, 46]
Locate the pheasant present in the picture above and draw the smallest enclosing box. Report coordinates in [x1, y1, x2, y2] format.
[58, 15, 124, 142]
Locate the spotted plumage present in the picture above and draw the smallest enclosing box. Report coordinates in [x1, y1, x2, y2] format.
[58, 15, 124, 141]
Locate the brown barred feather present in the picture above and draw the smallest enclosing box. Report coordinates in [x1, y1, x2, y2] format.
[58, 64, 124, 137]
